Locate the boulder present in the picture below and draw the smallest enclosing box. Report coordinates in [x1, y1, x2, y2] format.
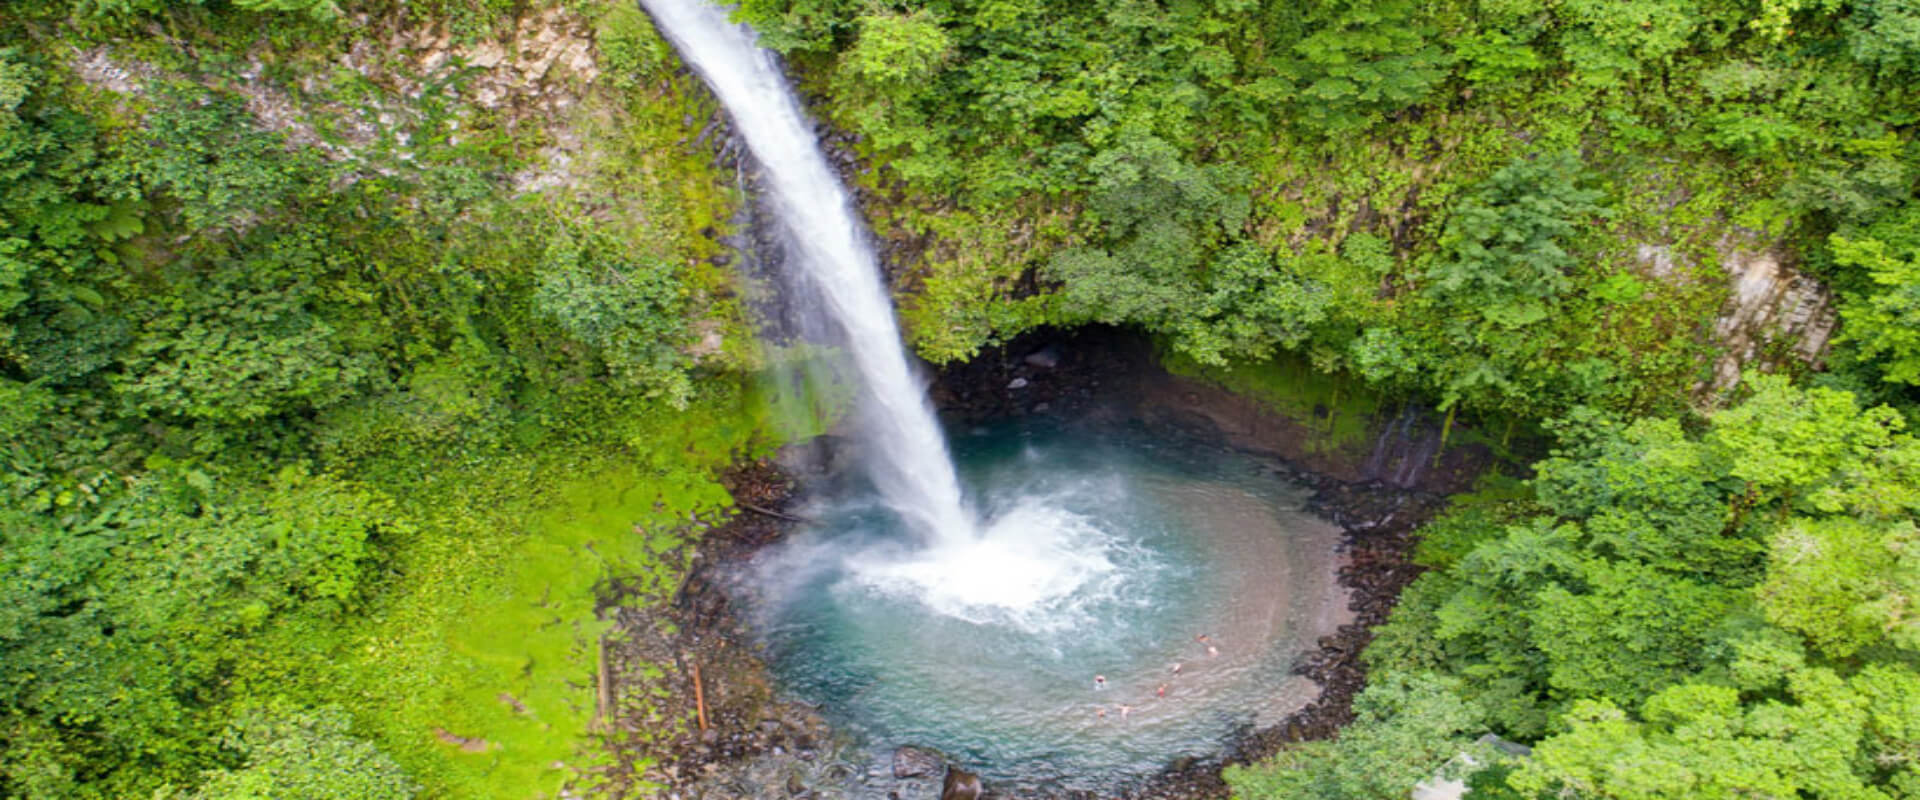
[891, 745, 944, 779]
[941, 766, 984, 800]
[1023, 344, 1062, 368]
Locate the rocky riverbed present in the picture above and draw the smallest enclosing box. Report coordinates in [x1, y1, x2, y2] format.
[593, 329, 1492, 799]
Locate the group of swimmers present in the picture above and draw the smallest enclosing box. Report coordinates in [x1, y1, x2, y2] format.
[1089, 634, 1220, 721]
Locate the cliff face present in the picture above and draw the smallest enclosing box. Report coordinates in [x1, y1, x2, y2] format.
[58, 1, 1847, 414]
[1707, 237, 1838, 390]
[1634, 235, 1837, 396]
[67, 5, 603, 190]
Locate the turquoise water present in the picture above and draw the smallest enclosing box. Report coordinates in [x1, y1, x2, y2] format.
[735, 422, 1348, 793]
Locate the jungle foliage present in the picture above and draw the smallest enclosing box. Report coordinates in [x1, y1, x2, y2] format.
[1, 1, 769, 796]
[1228, 375, 1920, 799]
[736, 0, 1920, 418]
[5, 0, 1920, 797]
[722, 0, 1920, 796]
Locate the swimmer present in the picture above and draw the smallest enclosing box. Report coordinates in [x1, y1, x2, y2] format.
[1094, 674, 1107, 690]
[1096, 707, 1107, 719]
[1170, 663, 1183, 675]
[1118, 704, 1134, 720]
[1156, 683, 1168, 698]
[1207, 644, 1220, 658]
[1196, 634, 1211, 643]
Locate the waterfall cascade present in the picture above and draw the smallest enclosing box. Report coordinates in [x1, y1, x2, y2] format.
[638, 8, 1355, 789]
[637, 0, 973, 543]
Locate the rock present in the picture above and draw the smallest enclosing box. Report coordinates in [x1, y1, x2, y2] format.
[1008, 377, 1029, 389]
[786, 772, 807, 796]
[1023, 344, 1062, 368]
[941, 767, 984, 800]
[891, 745, 944, 779]
[464, 41, 507, 69]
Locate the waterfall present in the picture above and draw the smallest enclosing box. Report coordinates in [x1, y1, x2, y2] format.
[639, 0, 974, 543]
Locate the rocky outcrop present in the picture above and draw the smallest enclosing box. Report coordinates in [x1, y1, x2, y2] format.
[66, 3, 603, 193]
[1635, 232, 1839, 397]
[1705, 235, 1837, 391]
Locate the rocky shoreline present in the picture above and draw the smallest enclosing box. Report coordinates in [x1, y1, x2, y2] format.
[595, 328, 1491, 799]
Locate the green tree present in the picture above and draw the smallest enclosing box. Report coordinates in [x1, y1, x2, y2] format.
[1833, 205, 1920, 386]
[842, 10, 951, 86]
[1367, 375, 1920, 747]
[1848, 0, 1920, 74]
[1225, 673, 1487, 800]
[188, 706, 416, 800]
[1046, 128, 1251, 339]
[1513, 665, 1920, 799]
[1758, 517, 1920, 658]
[1423, 152, 1606, 329]
[1284, 0, 1453, 133]
[532, 228, 693, 406]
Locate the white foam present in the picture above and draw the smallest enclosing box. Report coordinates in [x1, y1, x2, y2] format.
[845, 499, 1143, 633]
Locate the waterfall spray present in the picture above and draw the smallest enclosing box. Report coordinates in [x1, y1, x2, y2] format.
[637, 0, 973, 542]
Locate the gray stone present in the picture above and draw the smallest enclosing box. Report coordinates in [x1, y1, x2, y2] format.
[891, 745, 943, 779]
[1023, 344, 1062, 368]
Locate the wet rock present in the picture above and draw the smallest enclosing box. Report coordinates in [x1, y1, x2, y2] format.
[892, 745, 945, 779]
[941, 766, 984, 800]
[1008, 377, 1029, 389]
[787, 771, 807, 795]
[1024, 344, 1062, 368]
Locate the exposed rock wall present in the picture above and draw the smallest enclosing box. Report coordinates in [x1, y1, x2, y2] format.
[1706, 234, 1838, 391]
[66, 4, 603, 192]
[1635, 232, 1838, 398]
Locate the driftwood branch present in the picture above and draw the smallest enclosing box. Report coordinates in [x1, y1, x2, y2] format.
[690, 661, 709, 732]
[738, 501, 808, 523]
[595, 636, 613, 732]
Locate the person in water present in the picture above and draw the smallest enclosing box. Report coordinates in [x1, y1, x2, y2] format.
[1197, 633, 1220, 657]
[1170, 662, 1183, 675]
[1094, 674, 1107, 690]
[1156, 683, 1168, 698]
[1118, 704, 1134, 720]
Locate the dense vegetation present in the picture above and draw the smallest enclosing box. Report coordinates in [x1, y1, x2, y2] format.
[739, 0, 1920, 420]
[1229, 374, 1920, 797]
[719, 5, 1920, 791]
[3, 0, 1917, 797]
[2, 1, 778, 796]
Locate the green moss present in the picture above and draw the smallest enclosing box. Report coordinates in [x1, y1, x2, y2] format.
[307, 381, 777, 798]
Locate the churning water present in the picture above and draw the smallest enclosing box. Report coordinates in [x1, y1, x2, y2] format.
[739, 424, 1349, 793]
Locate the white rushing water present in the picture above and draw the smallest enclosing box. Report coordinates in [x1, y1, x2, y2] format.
[637, 0, 973, 542]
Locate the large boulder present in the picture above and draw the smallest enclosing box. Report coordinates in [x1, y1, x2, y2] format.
[891, 745, 944, 779]
[941, 766, 984, 800]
